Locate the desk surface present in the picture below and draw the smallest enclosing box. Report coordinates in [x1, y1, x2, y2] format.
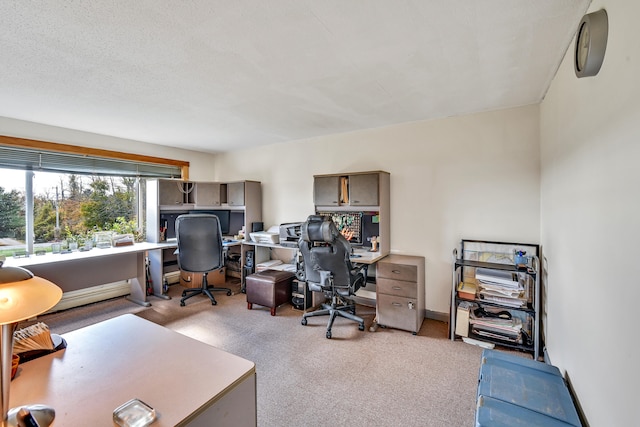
[350, 248, 387, 265]
[242, 241, 386, 265]
[9, 314, 256, 426]
[3, 241, 177, 269]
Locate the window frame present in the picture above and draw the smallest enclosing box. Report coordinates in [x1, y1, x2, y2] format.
[0, 135, 189, 179]
[0, 135, 189, 254]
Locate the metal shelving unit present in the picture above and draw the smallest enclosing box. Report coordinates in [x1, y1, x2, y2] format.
[449, 239, 540, 358]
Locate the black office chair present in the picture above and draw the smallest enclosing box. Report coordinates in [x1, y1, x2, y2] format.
[297, 215, 366, 338]
[175, 213, 232, 306]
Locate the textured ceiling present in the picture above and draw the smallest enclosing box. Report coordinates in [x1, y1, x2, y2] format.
[0, 1, 590, 154]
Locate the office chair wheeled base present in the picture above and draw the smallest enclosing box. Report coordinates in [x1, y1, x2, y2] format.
[180, 274, 232, 306]
[301, 298, 365, 339]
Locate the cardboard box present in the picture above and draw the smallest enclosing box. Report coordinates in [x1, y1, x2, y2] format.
[457, 281, 477, 300]
[455, 305, 470, 337]
[180, 267, 226, 288]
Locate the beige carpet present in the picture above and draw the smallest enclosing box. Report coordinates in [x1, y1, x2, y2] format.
[33, 280, 485, 426]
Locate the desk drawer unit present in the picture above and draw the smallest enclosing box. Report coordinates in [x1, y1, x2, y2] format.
[376, 254, 425, 334]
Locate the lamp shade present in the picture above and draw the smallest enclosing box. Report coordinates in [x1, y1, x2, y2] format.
[0, 265, 62, 325]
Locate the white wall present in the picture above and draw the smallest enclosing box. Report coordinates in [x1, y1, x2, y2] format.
[540, 1, 638, 425]
[214, 105, 541, 315]
[0, 117, 218, 181]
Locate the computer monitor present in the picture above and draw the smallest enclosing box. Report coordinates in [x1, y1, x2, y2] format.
[229, 211, 245, 236]
[316, 211, 363, 245]
[189, 210, 231, 235]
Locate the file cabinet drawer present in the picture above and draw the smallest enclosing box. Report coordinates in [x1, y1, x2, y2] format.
[377, 261, 417, 282]
[377, 293, 420, 333]
[377, 277, 417, 299]
[375, 254, 425, 335]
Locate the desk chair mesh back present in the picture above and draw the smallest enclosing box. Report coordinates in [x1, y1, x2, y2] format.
[175, 214, 232, 306]
[298, 215, 366, 338]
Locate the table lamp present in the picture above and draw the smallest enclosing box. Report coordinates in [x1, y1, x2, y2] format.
[0, 259, 62, 427]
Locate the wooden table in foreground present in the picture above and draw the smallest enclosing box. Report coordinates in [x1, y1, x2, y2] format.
[9, 314, 257, 426]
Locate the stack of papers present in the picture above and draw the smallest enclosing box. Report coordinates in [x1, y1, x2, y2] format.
[255, 259, 283, 272]
[475, 268, 525, 308]
[469, 309, 523, 344]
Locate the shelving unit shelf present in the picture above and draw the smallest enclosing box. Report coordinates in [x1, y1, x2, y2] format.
[450, 240, 540, 358]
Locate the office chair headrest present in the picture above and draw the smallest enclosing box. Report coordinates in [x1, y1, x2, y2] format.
[301, 215, 338, 243]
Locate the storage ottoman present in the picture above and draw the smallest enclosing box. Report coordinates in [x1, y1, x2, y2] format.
[246, 270, 294, 316]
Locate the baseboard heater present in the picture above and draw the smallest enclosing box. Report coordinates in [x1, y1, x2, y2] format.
[47, 281, 131, 312]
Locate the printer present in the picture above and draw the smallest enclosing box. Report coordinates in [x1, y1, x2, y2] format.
[279, 222, 302, 247]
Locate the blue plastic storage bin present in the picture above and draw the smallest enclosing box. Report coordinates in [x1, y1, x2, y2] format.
[476, 395, 577, 427]
[477, 358, 581, 426]
[480, 349, 562, 379]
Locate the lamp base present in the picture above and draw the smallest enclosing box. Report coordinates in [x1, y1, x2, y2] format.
[5, 404, 55, 427]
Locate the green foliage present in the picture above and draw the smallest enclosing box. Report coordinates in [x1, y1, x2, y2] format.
[0, 186, 25, 239]
[80, 178, 133, 230]
[4, 174, 141, 246]
[112, 217, 144, 242]
[33, 198, 57, 242]
[67, 174, 83, 200]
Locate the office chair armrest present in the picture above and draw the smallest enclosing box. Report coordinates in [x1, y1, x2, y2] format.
[350, 263, 367, 277]
[306, 269, 333, 293]
[319, 270, 333, 288]
[349, 264, 367, 294]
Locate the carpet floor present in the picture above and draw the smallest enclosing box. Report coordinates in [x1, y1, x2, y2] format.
[32, 280, 485, 426]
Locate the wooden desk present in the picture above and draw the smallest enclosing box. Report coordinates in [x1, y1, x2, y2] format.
[9, 314, 257, 426]
[3, 242, 177, 306]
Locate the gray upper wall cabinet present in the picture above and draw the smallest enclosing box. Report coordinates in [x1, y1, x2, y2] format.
[194, 182, 221, 207]
[348, 173, 379, 206]
[313, 176, 341, 206]
[313, 172, 384, 208]
[227, 182, 246, 207]
[158, 179, 190, 206]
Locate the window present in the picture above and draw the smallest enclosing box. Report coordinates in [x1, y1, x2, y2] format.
[0, 170, 142, 256]
[0, 136, 188, 257]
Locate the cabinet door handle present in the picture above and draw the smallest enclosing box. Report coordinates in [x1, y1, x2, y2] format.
[392, 270, 401, 274]
[392, 286, 403, 290]
[392, 302, 402, 307]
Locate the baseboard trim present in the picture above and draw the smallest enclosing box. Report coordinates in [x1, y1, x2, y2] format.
[425, 310, 449, 323]
[49, 281, 131, 312]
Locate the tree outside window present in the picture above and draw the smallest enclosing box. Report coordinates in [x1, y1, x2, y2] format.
[0, 186, 25, 242]
[0, 170, 144, 257]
